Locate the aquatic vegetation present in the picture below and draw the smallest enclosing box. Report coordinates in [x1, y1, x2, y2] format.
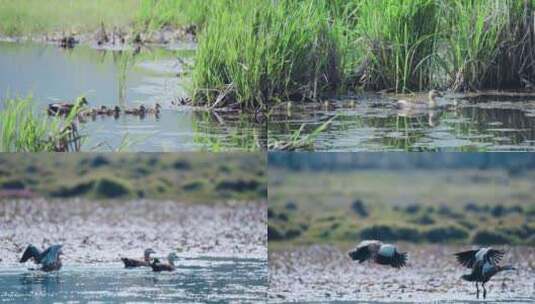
[193, 0, 342, 109]
[353, 0, 439, 92]
[441, 0, 535, 91]
[268, 116, 335, 151]
[0, 96, 82, 152]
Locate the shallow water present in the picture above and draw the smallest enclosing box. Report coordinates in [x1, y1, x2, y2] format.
[269, 94, 535, 151]
[0, 42, 265, 151]
[0, 257, 266, 303]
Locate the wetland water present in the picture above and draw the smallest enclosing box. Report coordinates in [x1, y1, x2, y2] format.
[269, 93, 535, 152]
[0, 41, 265, 151]
[0, 257, 267, 303]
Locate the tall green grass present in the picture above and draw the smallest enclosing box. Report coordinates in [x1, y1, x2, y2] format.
[193, 0, 343, 109]
[0, 0, 138, 36]
[354, 0, 439, 92]
[0, 96, 82, 152]
[440, 0, 535, 91]
[136, 0, 210, 30]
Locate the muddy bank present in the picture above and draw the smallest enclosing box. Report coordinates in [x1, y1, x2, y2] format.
[0, 24, 196, 51]
[269, 245, 535, 302]
[0, 199, 266, 264]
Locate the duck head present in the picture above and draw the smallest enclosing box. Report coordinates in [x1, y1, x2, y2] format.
[428, 90, 443, 107]
[144, 248, 156, 260]
[77, 97, 89, 107]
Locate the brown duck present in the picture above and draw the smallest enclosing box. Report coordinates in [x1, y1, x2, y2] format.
[48, 97, 89, 116]
[121, 248, 156, 268]
[124, 105, 146, 116]
[151, 252, 179, 272]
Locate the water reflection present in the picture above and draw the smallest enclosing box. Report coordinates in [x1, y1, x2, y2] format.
[1, 257, 267, 303]
[0, 41, 265, 151]
[269, 95, 535, 151]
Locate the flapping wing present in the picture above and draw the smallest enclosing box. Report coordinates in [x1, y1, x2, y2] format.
[20, 245, 41, 263]
[455, 249, 479, 268]
[348, 245, 371, 263]
[485, 249, 504, 265]
[40, 245, 62, 267]
[376, 246, 407, 268]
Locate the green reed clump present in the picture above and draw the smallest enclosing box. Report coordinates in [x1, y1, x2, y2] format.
[353, 0, 439, 92]
[136, 0, 210, 30]
[440, 0, 535, 91]
[0, 96, 82, 152]
[193, 0, 342, 109]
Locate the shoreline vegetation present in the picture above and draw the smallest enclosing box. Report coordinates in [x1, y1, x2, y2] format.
[268, 168, 535, 246]
[1, 0, 534, 110]
[0, 154, 266, 203]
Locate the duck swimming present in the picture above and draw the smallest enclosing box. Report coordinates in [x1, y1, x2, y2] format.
[145, 103, 161, 115]
[396, 90, 443, 109]
[48, 97, 89, 116]
[124, 105, 146, 116]
[121, 248, 156, 268]
[19, 244, 63, 272]
[348, 240, 407, 268]
[151, 252, 179, 272]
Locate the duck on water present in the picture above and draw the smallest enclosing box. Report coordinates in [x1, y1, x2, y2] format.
[121, 248, 156, 268]
[395, 90, 444, 109]
[19, 244, 63, 272]
[151, 252, 179, 272]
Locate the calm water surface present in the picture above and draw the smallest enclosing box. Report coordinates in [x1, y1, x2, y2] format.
[0, 257, 266, 303]
[269, 94, 535, 152]
[0, 41, 265, 151]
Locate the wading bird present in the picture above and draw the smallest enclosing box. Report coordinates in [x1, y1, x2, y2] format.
[461, 259, 515, 299]
[19, 244, 63, 272]
[48, 97, 89, 116]
[455, 247, 504, 269]
[396, 90, 443, 109]
[121, 248, 156, 268]
[347, 240, 407, 268]
[151, 252, 179, 272]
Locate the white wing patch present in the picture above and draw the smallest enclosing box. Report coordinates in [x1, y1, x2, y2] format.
[378, 244, 395, 257]
[475, 248, 489, 262]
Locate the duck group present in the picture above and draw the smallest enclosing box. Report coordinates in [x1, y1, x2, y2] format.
[348, 240, 516, 299]
[47, 98, 161, 119]
[19, 245, 180, 273]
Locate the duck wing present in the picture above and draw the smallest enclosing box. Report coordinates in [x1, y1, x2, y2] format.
[39, 245, 62, 270]
[348, 243, 373, 263]
[455, 248, 504, 268]
[20, 245, 41, 263]
[375, 245, 407, 268]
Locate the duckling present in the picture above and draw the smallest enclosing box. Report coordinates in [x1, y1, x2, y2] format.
[48, 97, 89, 116]
[396, 90, 443, 109]
[20, 244, 63, 272]
[124, 105, 146, 116]
[145, 103, 161, 115]
[121, 248, 156, 268]
[151, 252, 179, 272]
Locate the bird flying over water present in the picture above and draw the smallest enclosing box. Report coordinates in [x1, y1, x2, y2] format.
[347, 240, 407, 268]
[19, 244, 63, 272]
